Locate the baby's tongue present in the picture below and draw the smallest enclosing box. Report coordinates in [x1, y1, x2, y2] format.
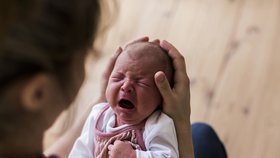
[119, 99, 134, 109]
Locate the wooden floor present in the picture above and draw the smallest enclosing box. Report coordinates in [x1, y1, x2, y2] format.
[45, 0, 280, 157]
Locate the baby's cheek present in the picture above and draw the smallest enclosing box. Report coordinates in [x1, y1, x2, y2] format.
[105, 84, 115, 102]
[105, 86, 111, 102]
[153, 88, 163, 100]
[107, 84, 121, 104]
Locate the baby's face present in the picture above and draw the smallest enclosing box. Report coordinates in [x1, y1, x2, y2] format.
[106, 43, 166, 126]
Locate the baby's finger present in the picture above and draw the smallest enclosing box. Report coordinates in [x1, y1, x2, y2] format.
[108, 144, 113, 151]
[108, 144, 113, 157]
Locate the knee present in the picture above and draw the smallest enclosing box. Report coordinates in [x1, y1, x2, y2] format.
[191, 122, 227, 158]
[192, 123, 217, 140]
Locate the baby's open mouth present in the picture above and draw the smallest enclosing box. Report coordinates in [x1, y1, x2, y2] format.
[119, 99, 135, 109]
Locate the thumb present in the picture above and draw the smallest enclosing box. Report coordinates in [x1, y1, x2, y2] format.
[154, 71, 173, 99]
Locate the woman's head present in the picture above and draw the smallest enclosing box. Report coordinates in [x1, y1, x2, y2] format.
[0, 0, 101, 149]
[106, 42, 173, 126]
[1, 0, 101, 98]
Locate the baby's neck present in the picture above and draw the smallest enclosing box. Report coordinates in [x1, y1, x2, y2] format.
[115, 117, 146, 127]
[115, 117, 124, 127]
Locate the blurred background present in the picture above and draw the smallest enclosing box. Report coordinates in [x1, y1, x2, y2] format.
[44, 0, 280, 157]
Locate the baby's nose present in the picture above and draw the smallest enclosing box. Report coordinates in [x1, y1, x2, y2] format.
[121, 81, 134, 93]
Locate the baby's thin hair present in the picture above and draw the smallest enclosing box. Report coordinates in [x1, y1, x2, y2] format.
[125, 42, 174, 87]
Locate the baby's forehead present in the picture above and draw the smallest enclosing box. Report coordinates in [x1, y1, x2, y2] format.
[124, 42, 165, 59]
[117, 42, 173, 84]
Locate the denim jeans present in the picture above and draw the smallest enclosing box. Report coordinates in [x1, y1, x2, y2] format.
[192, 123, 227, 158]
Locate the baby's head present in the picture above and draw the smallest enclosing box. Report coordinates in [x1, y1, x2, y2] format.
[106, 42, 173, 126]
[124, 42, 173, 85]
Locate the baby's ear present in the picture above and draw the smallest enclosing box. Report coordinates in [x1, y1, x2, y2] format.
[20, 73, 56, 111]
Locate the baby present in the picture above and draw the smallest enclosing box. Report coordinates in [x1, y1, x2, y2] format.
[69, 41, 179, 158]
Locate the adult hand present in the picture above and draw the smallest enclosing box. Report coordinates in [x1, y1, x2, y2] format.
[154, 40, 191, 123]
[108, 140, 136, 158]
[154, 40, 194, 158]
[97, 46, 122, 102]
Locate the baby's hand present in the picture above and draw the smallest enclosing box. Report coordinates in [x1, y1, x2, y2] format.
[108, 140, 136, 158]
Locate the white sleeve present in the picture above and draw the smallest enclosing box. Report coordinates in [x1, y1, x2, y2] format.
[69, 103, 107, 158]
[135, 111, 179, 158]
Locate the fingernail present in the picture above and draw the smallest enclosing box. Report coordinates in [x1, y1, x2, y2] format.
[116, 47, 122, 54]
[162, 40, 172, 47]
[156, 74, 165, 83]
[160, 40, 169, 51]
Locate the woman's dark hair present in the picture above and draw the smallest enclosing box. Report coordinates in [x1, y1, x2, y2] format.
[0, 0, 101, 89]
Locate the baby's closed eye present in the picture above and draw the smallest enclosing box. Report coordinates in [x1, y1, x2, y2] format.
[111, 73, 125, 82]
[137, 80, 151, 88]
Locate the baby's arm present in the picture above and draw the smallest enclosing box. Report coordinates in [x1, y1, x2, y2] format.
[108, 111, 179, 158]
[68, 103, 107, 158]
